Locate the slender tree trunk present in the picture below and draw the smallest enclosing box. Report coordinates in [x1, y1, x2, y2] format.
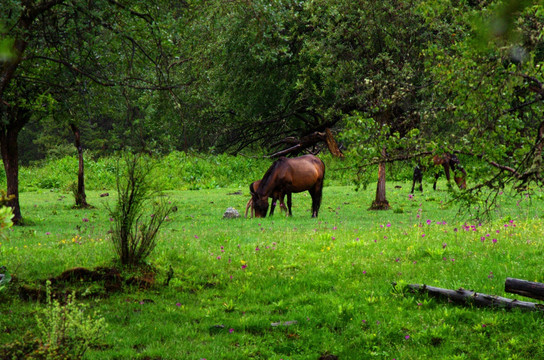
[70, 124, 89, 207]
[370, 146, 390, 210]
[0, 108, 27, 224]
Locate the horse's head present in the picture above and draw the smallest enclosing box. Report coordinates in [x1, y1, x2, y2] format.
[250, 181, 269, 217]
[449, 153, 460, 166]
[252, 195, 269, 217]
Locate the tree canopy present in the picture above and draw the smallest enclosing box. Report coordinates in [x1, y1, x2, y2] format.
[1, 0, 544, 220]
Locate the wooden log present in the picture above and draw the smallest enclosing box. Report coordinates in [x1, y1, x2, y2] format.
[408, 284, 544, 311]
[505, 277, 544, 301]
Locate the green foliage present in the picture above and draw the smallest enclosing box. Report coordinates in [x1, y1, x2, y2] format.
[0, 204, 13, 294]
[34, 281, 107, 359]
[0, 266, 11, 294]
[1, 280, 107, 360]
[0, 23, 14, 61]
[0, 203, 13, 234]
[419, 1, 544, 206]
[8, 152, 356, 193]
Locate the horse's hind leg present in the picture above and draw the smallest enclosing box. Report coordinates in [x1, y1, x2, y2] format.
[435, 163, 451, 190]
[286, 193, 292, 216]
[309, 185, 323, 218]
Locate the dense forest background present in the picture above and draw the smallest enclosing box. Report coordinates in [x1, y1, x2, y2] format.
[1, 0, 544, 220]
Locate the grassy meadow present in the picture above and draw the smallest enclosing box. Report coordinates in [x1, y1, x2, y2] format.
[1, 154, 544, 359]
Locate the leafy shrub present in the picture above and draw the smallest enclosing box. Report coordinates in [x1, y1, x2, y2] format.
[0, 204, 13, 296]
[0, 281, 107, 360]
[0, 266, 11, 294]
[108, 154, 177, 265]
[35, 281, 107, 359]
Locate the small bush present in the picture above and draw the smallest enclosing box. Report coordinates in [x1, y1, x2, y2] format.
[0, 280, 107, 359]
[35, 282, 107, 359]
[0, 204, 13, 296]
[108, 154, 176, 266]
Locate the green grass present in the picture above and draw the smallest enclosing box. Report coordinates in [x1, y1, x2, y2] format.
[1, 182, 544, 359]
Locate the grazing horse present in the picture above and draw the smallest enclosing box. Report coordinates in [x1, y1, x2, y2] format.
[411, 153, 467, 193]
[251, 154, 325, 218]
[245, 180, 288, 218]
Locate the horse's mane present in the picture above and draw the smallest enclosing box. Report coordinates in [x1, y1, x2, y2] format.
[258, 157, 287, 195]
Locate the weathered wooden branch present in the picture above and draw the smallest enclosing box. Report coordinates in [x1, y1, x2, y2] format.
[324, 128, 344, 158]
[408, 284, 544, 311]
[505, 278, 544, 301]
[268, 144, 303, 158]
[268, 128, 344, 158]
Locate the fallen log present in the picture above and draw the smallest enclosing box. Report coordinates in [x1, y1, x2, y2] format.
[505, 277, 544, 301]
[408, 284, 544, 311]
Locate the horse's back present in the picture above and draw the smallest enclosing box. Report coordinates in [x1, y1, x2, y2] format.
[280, 155, 324, 192]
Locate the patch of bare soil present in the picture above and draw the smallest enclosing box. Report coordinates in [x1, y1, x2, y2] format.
[16, 265, 157, 302]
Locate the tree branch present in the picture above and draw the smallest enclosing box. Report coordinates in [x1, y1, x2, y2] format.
[25, 55, 181, 90]
[106, 0, 154, 24]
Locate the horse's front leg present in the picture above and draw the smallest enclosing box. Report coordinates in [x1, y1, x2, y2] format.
[245, 198, 253, 218]
[269, 196, 277, 216]
[443, 164, 451, 182]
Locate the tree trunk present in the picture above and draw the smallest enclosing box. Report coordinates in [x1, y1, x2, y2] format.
[0, 108, 27, 224]
[370, 146, 390, 210]
[0, 1, 67, 225]
[70, 124, 89, 207]
[408, 283, 544, 311]
[505, 278, 544, 301]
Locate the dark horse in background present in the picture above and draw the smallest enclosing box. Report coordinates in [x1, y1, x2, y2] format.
[251, 154, 325, 218]
[411, 153, 467, 193]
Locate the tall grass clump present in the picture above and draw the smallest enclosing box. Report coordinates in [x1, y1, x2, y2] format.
[108, 155, 176, 266]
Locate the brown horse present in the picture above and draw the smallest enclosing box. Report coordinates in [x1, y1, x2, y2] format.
[245, 180, 287, 218]
[251, 154, 325, 218]
[411, 153, 467, 193]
